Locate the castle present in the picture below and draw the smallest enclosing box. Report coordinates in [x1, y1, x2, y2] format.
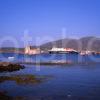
[25, 46, 40, 55]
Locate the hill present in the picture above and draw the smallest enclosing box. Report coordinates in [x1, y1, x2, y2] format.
[0, 36, 100, 53]
[40, 36, 100, 52]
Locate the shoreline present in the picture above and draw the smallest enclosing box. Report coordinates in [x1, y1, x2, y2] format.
[0, 59, 100, 72]
[17, 61, 100, 66]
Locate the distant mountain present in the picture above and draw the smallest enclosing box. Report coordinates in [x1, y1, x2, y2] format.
[0, 47, 24, 53]
[0, 36, 100, 53]
[40, 36, 100, 52]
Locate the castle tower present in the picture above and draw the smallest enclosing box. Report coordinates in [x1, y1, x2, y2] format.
[25, 46, 31, 54]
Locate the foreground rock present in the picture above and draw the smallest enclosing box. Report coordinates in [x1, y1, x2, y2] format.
[0, 91, 13, 100]
[0, 62, 25, 72]
[0, 75, 43, 85]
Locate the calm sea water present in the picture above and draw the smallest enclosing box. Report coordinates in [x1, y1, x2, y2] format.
[0, 53, 100, 100]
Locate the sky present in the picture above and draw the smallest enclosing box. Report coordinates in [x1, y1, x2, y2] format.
[0, 0, 100, 47]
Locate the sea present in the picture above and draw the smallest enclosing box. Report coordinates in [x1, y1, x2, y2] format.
[0, 53, 100, 100]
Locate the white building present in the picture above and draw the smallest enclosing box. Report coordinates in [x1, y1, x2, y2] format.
[25, 46, 40, 55]
[80, 50, 94, 55]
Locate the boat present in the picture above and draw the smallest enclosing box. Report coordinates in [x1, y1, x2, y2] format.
[8, 57, 15, 60]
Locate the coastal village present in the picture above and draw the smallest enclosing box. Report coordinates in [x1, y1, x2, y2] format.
[24, 46, 100, 55]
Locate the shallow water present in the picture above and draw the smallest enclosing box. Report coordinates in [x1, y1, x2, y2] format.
[0, 53, 100, 100]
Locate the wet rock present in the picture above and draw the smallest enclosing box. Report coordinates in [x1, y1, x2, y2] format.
[0, 91, 13, 100]
[0, 62, 25, 72]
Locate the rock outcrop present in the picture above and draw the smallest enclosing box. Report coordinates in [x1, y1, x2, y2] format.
[0, 62, 25, 72]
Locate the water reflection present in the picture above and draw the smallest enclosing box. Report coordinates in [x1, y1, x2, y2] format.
[0, 53, 100, 100]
